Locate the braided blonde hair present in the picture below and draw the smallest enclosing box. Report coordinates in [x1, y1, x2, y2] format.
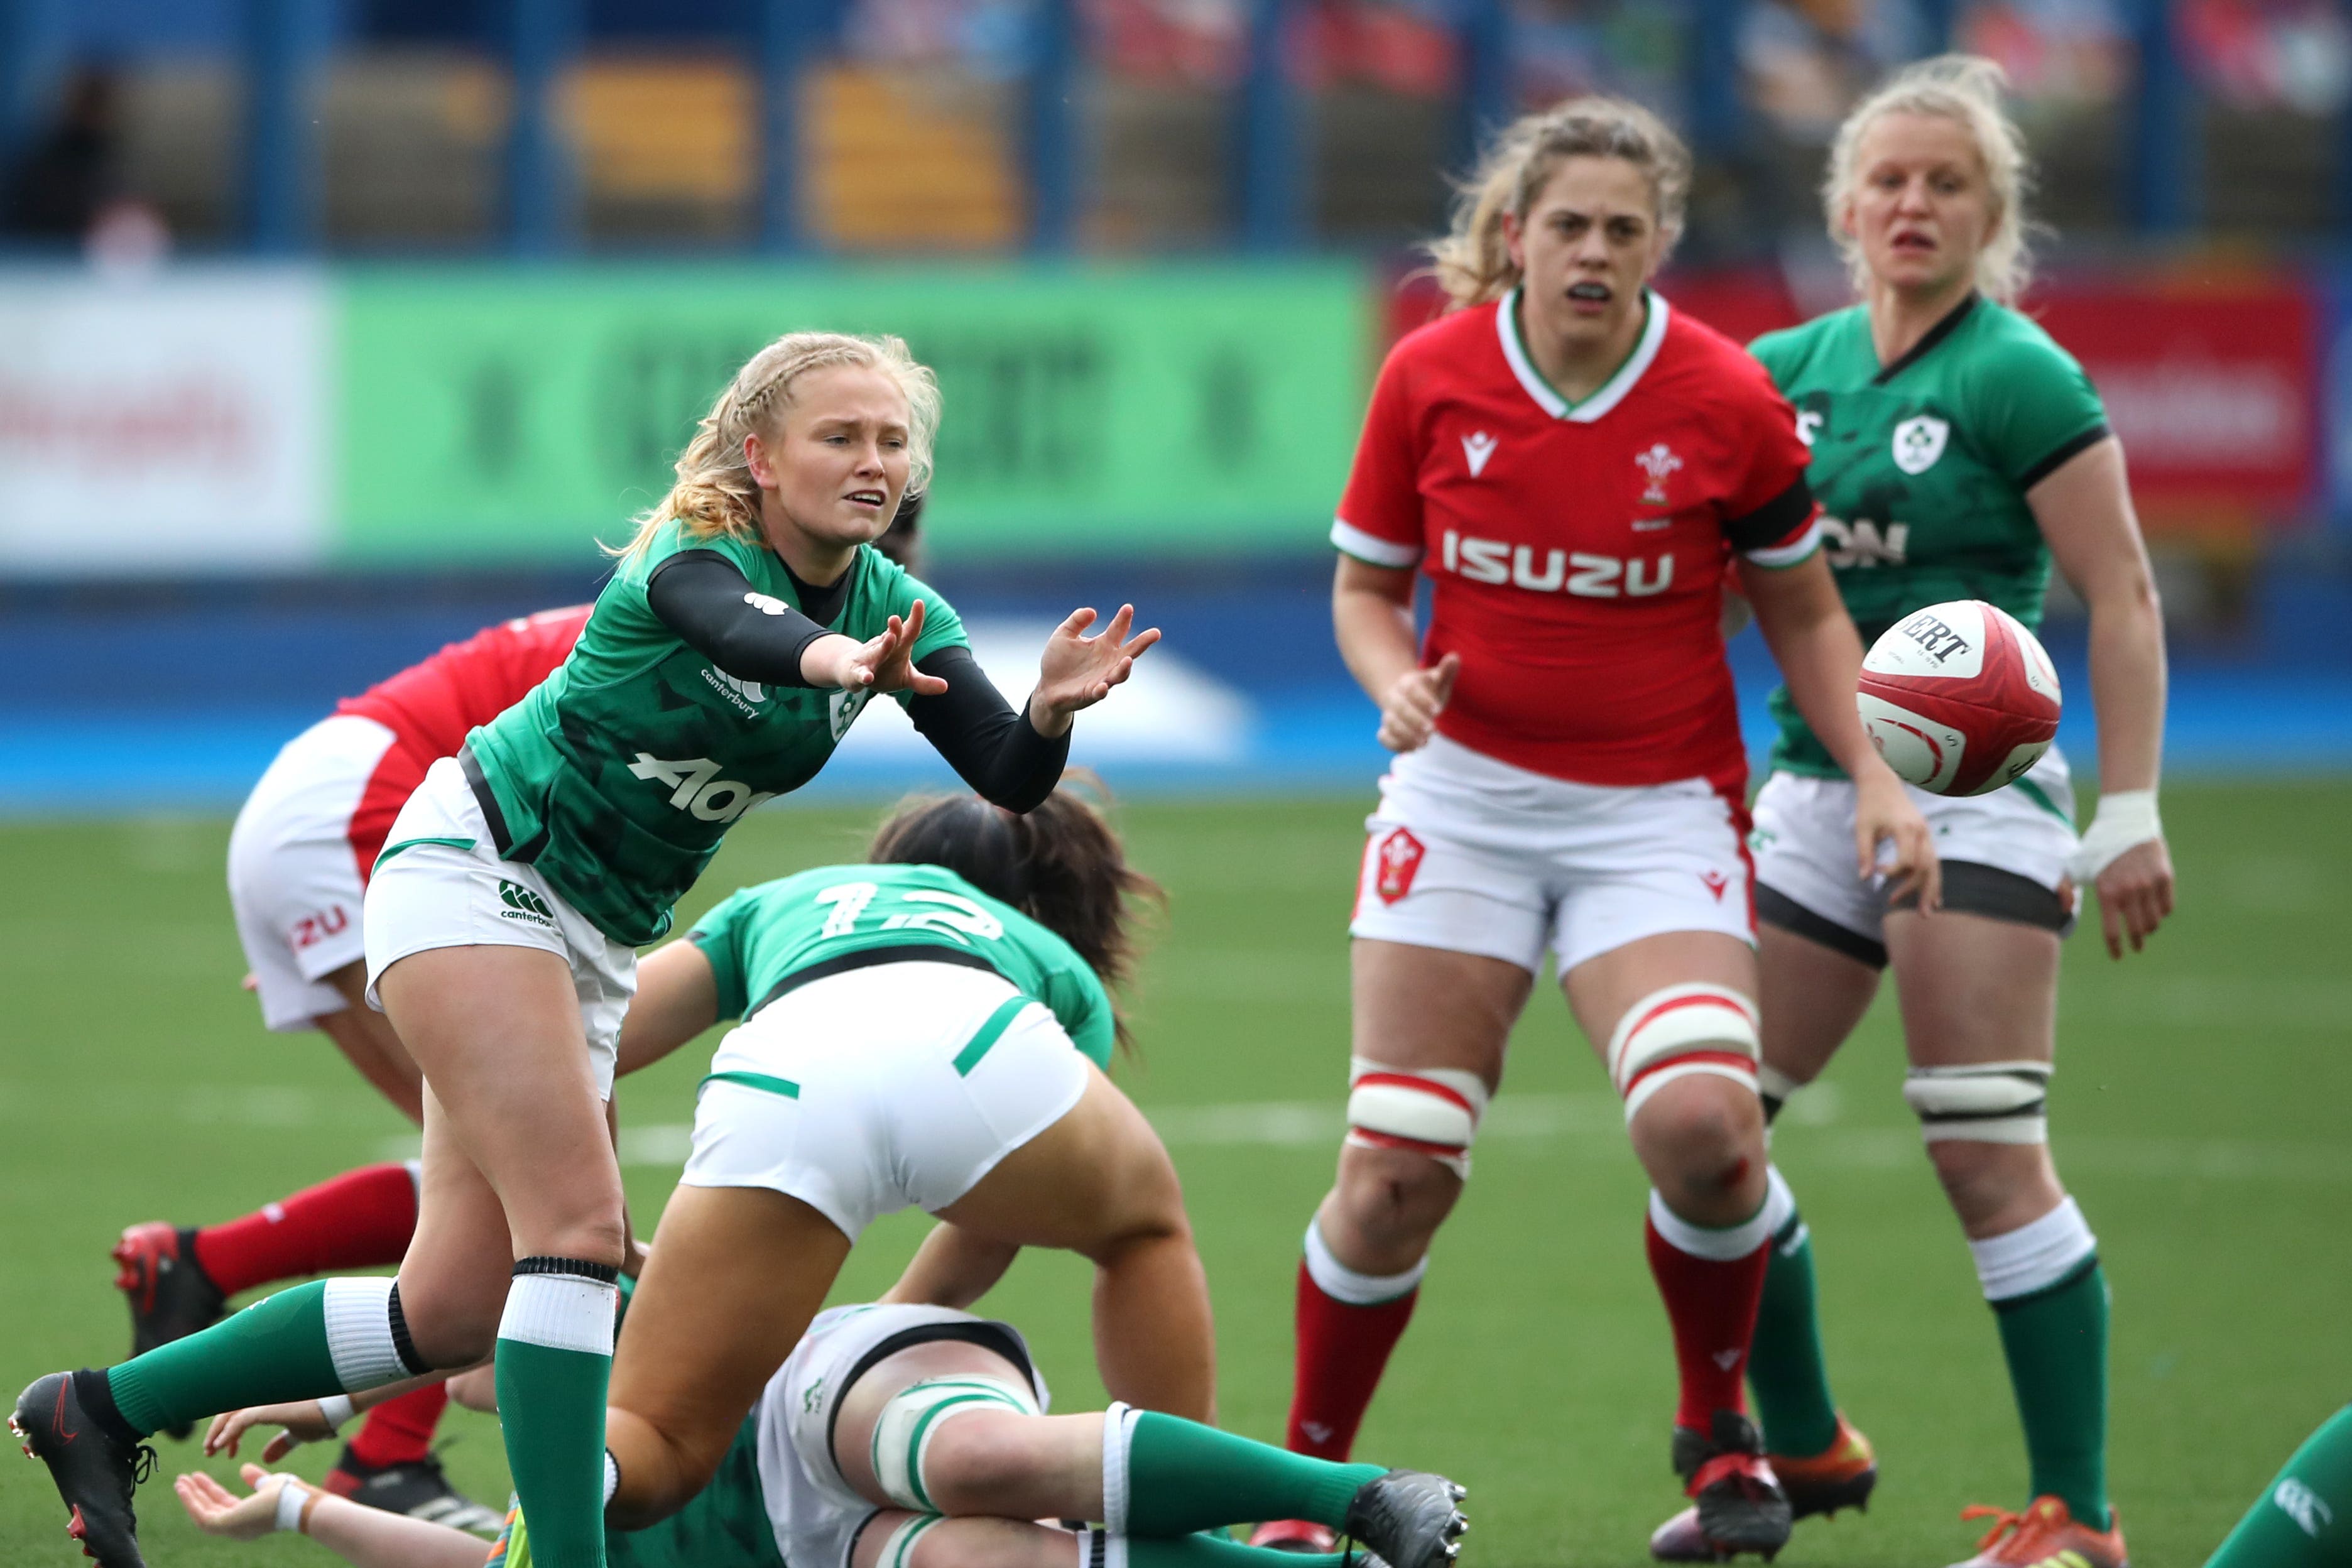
[1826, 55, 2035, 303]
[612, 331, 941, 564]
[1427, 96, 1690, 313]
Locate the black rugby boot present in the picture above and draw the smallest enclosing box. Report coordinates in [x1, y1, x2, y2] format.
[12, 1370, 155, 1568]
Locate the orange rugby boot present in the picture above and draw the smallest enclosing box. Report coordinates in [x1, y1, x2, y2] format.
[1948, 1496, 2127, 1568]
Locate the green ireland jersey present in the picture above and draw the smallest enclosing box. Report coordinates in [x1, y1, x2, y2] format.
[466, 520, 967, 945]
[1748, 295, 2108, 777]
[688, 862, 1117, 1068]
[494, 1412, 783, 1568]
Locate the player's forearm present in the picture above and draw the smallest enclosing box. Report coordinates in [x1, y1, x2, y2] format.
[2084, 574, 2166, 795]
[301, 1489, 493, 1568]
[883, 1222, 1022, 1309]
[1333, 584, 1420, 708]
[1751, 569, 1886, 780]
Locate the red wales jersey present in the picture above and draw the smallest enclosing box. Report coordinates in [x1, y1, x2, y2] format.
[335, 605, 590, 876]
[1332, 289, 1820, 792]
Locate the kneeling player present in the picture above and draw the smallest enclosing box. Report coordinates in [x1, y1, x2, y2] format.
[182, 1295, 1467, 1568]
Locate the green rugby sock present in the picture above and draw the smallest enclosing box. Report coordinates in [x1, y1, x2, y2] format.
[1111, 1532, 1352, 1568]
[1748, 1200, 1841, 1459]
[2206, 1405, 2352, 1568]
[106, 1278, 347, 1437]
[1116, 1407, 1385, 1536]
[1992, 1258, 2110, 1530]
[496, 1263, 619, 1568]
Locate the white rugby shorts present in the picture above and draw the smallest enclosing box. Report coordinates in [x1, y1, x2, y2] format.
[1750, 748, 2077, 954]
[1349, 734, 1755, 974]
[229, 714, 400, 1032]
[761, 1302, 1048, 1568]
[682, 961, 1090, 1242]
[361, 756, 636, 1097]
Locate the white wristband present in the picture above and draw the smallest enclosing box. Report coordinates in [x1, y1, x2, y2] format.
[315, 1394, 356, 1435]
[2069, 788, 2161, 882]
[273, 1478, 312, 1534]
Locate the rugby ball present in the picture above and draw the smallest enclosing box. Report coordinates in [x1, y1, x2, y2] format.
[1856, 600, 2061, 797]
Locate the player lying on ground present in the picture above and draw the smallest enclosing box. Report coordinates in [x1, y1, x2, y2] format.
[17, 334, 1157, 1568]
[2199, 1405, 2352, 1568]
[108, 494, 930, 1535]
[179, 1295, 1466, 1568]
[1257, 93, 1936, 1566]
[1664, 56, 2172, 1568]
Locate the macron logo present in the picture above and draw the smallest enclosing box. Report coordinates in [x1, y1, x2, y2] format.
[1462, 432, 1498, 477]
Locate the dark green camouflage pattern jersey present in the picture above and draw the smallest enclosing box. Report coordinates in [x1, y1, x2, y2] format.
[1748, 295, 2108, 777]
[688, 862, 1116, 1068]
[466, 520, 967, 945]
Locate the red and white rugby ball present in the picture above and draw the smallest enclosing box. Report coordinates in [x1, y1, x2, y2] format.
[1856, 600, 2062, 797]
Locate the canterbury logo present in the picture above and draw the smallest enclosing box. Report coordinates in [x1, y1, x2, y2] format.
[498, 881, 553, 923]
[1461, 431, 1498, 477]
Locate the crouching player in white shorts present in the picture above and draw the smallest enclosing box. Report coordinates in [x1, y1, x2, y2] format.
[1255, 95, 1937, 1565]
[180, 1292, 1468, 1568]
[1659, 57, 2179, 1568]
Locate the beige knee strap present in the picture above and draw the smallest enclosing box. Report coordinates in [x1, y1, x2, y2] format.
[1344, 1057, 1489, 1179]
[1607, 984, 1760, 1122]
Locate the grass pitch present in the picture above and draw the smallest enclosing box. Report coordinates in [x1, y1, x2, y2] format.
[3, 782, 2346, 1567]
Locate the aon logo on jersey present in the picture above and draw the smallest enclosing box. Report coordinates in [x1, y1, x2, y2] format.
[1439, 531, 1673, 598]
[628, 754, 779, 822]
[1821, 516, 1908, 569]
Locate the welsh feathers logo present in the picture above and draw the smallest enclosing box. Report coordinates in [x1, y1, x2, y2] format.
[1635, 442, 1683, 504]
[1372, 827, 1425, 905]
[1461, 431, 1498, 477]
[1892, 415, 1949, 475]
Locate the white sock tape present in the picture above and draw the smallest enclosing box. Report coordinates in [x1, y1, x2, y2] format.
[1647, 1189, 1775, 1261]
[321, 1277, 408, 1391]
[1302, 1216, 1425, 1305]
[1970, 1197, 2097, 1302]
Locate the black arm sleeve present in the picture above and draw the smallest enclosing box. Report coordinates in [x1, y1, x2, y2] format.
[905, 646, 1070, 813]
[645, 550, 832, 688]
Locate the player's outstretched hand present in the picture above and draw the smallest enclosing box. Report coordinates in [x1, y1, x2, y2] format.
[1854, 765, 1941, 912]
[1376, 653, 1460, 753]
[2093, 836, 2174, 958]
[1028, 605, 1162, 736]
[173, 1465, 301, 1539]
[204, 1398, 333, 1462]
[803, 601, 950, 698]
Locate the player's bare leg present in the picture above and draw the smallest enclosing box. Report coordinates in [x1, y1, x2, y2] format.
[1884, 906, 2121, 1566]
[1253, 940, 1522, 1552]
[606, 1185, 852, 1527]
[933, 1065, 1216, 1424]
[832, 1340, 1462, 1568]
[1653, 923, 1884, 1559]
[1567, 930, 1789, 1559]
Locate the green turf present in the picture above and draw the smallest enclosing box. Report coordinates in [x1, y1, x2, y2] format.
[1, 783, 2345, 1566]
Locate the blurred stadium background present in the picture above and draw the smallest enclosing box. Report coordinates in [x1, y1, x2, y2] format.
[3, 3, 2349, 1565]
[1, 0, 2349, 802]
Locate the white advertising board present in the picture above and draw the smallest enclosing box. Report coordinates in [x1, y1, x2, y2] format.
[0, 267, 329, 571]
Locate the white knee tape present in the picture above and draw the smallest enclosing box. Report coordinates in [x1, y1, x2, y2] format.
[874, 1513, 946, 1568]
[1344, 1058, 1488, 1179]
[869, 1374, 1040, 1513]
[1902, 1061, 2051, 1144]
[1608, 985, 1760, 1122]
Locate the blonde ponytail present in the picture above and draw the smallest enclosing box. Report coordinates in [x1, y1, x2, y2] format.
[1427, 95, 1690, 312]
[611, 331, 941, 564]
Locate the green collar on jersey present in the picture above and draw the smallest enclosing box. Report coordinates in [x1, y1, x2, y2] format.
[1870, 289, 1980, 386]
[1496, 284, 1670, 422]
